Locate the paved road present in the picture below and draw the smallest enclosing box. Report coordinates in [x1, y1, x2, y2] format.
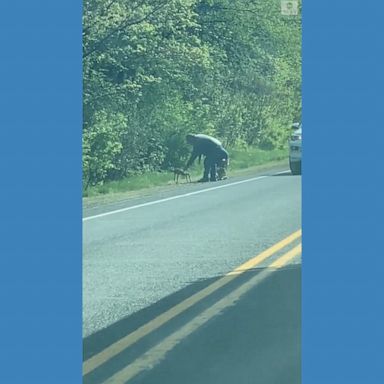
[83, 164, 301, 383]
[124, 265, 301, 384]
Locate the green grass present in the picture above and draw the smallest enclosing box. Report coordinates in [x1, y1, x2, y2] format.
[83, 147, 288, 198]
[229, 147, 288, 170]
[83, 172, 177, 198]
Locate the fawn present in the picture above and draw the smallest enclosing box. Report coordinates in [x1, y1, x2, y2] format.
[171, 168, 192, 183]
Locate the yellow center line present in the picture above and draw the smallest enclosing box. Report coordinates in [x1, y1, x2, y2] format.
[83, 229, 301, 376]
[103, 244, 302, 384]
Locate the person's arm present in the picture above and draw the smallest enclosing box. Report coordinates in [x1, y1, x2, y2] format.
[185, 148, 198, 169]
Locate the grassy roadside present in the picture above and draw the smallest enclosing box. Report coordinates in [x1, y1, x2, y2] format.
[83, 147, 288, 203]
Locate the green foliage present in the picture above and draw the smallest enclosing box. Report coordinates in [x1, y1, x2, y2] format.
[83, 110, 125, 189]
[83, 0, 301, 187]
[83, 148, 287, 198]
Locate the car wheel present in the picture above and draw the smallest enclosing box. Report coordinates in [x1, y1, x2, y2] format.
[289, 160, 301, 175]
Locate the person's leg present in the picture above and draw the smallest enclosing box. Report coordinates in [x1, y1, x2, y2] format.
[215, 148, 228, 180]
[203, 154, 217, 181]
[198, 157, 210, 182]
[209, 161, 217, 181]
[217, 163, 226, 180]
[217, 157, 228, 180]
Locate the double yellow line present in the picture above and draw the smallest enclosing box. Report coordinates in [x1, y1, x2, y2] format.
[83, 229, 302, 381]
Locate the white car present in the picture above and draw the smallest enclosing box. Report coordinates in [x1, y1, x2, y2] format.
[289, 123, 302, 175]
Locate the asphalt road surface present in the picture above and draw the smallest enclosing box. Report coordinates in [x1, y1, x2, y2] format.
[83, 164, 302, 384]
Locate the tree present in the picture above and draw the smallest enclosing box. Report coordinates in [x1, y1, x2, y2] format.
[83, 0, 302, 187]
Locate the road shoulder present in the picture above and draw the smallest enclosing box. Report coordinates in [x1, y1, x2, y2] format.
[83, 160, 289, 218]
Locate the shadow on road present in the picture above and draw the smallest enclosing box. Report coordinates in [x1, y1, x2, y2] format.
[83, 265, 301, 384]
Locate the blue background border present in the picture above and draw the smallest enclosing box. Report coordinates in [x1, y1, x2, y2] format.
[303, 0, 383, 383]
[0, 2, 82, 383]
[0, 1, 383, 383]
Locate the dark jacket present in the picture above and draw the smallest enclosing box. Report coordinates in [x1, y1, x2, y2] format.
[186, 134, 223, 168]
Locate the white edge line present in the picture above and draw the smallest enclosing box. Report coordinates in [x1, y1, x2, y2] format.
[83, 170, 290, 222]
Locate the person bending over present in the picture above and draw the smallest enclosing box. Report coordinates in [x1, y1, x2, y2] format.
[185, 133, 229, 182]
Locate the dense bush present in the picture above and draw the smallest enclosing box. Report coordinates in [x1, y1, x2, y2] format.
[83, 0, 301, 187]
